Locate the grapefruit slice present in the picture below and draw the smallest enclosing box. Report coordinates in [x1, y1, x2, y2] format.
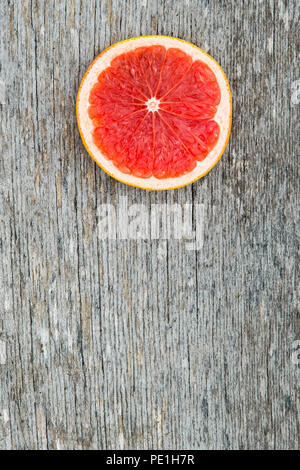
[77, 36, 232, 190]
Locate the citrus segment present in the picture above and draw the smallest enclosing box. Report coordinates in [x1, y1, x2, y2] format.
[155, 47, 193, 99]
[153, 113, 197, 179]
[92, 110, 146, 161]
[159, 102, 217, 121]
[134, 46, 166, 95]
[160, 112, 220, 161]
[163, 60, 221, 104]
[121, 113, 153, 178]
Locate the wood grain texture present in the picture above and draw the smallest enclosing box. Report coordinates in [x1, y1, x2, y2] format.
[0, 0, 299, 450]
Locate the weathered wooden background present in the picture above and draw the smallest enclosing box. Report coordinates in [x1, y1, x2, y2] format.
[0, 0, 299, 450]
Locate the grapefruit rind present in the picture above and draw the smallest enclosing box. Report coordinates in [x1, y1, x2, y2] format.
[76, 36, 232, 190]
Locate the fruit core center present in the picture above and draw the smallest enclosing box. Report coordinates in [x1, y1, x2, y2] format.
[146, 97, 160, 112]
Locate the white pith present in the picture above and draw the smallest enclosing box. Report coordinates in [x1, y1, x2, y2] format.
[77, 36, 231, 190]
[146, 97, 160, 112]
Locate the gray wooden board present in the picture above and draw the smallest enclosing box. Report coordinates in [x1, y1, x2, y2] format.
[0, 0, 299, 450]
